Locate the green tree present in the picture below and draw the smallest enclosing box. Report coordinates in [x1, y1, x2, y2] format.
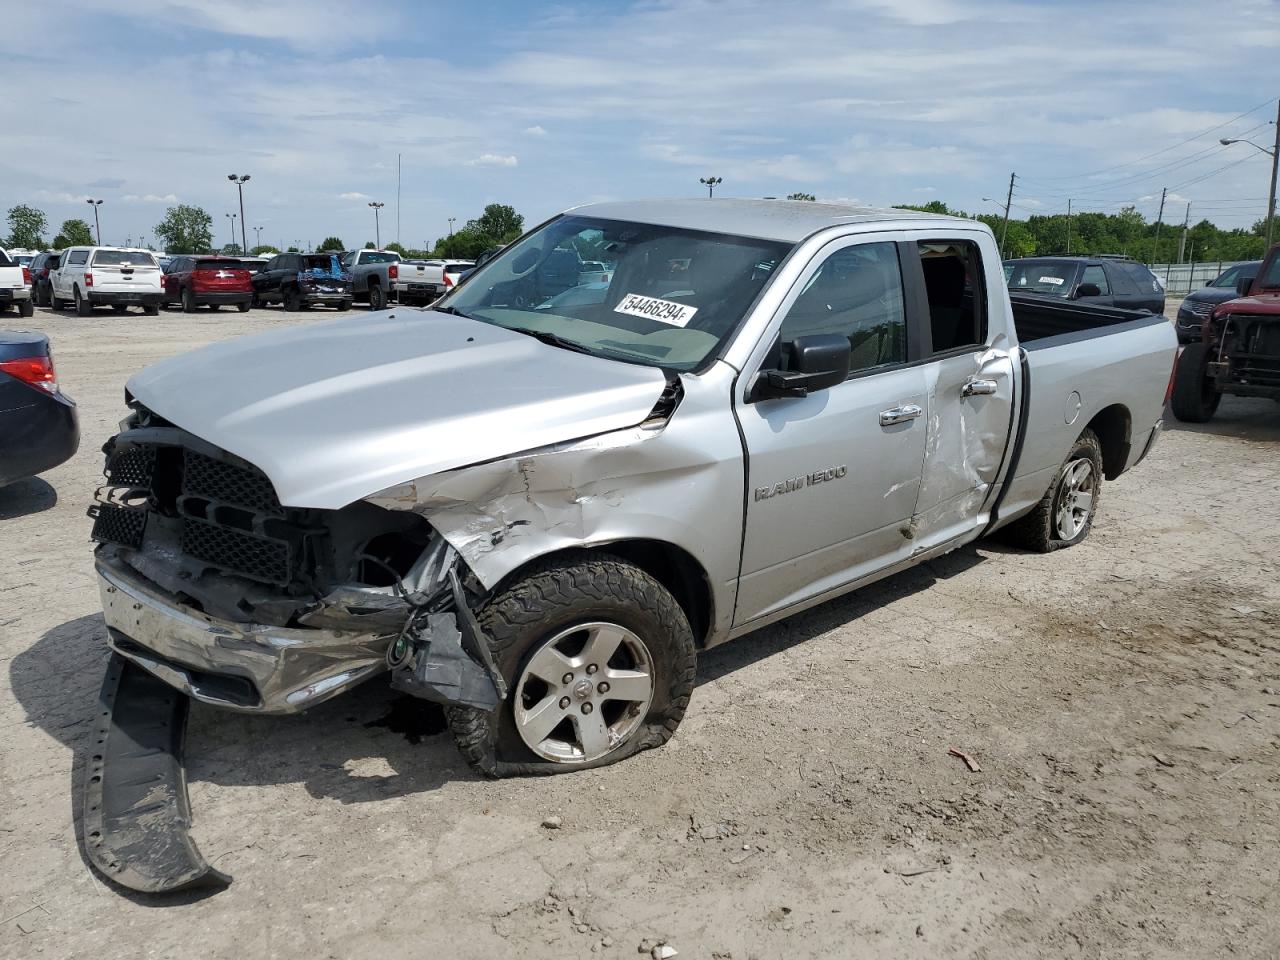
[286, 245, 300, 252]
[154, 204, 214, 254]
[434, 226, 495, 260]
[474, 203, 523, 242]
[787, 192, 816, 201]
[53, 218, 94, 248]
[364, 241, 375, 249]
[250, 245, 279, 255]
[317, 236, 345, 252]
[6, 204, 47, 249]
[222, 243, 243, 256]
[385, 241, 407, 255]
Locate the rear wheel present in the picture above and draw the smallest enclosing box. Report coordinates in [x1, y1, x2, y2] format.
[368, 284, 387, 310]
[283, 287, 303, 312]
[448, 557, 696, 777]
[182, 286, 197, 313]
[143, 303, 159, 316]
[336, 300, 351, 311]
[111, 304, 127, 315]
[74, 287, 92, 317]
[237, 302, 250, 313]
[19, 300, 34, 318]
[1170, 343, 1221, 423]
[1003, 429, 1103, 553]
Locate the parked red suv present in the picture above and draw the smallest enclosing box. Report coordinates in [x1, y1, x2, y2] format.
[162, 256, 253, 312]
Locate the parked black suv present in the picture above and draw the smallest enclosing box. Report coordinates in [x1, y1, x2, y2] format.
[251, 253, 353, 311]
[28, 251, 62, 307]
[1174, 261, 1262, 343]
[1003, 256, 1165, 315]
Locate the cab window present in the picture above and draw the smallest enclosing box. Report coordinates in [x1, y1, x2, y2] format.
[1080, 265, 1110, 294]
[918, 240, 987, 353]
[778, 241, 907, 375]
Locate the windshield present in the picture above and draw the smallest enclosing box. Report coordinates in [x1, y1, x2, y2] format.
[438, 215, 792, 370]
[1004, 260, 1076, 297]
[94, 250, 156, 266]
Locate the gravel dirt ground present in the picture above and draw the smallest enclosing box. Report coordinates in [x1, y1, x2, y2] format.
[2, 300, 1278, 960]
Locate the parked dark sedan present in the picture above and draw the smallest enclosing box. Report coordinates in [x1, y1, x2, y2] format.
[0, 331, 79, 487]
[1003, 256, 1166, 315]
[28, 251, 62, 307]
[1174, 261, 1262, 343]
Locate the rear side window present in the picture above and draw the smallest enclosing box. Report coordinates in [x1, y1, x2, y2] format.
[94, 250, 155, 266]
[918, 240, 987, 354]
[1103, 262, 1137, 295]
[779, 241, 907, 375]
[68, 250, 89, 265]
[1080, 265, 1110, 294]
[444, 264, 471, 275]
[359, 251, 399, 264]
[0, 251, 12, 267]
[194, 259, 245, 271]
[1121, 262, 1161, 293]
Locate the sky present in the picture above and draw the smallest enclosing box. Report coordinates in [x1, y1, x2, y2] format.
[3, 0, 1279, 251]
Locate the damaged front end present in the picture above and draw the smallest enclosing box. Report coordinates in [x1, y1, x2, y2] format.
[89, 400, 505, 715]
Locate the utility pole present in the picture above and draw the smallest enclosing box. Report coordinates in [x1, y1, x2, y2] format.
[1066, 198, 1072, 254]
[396, 153, 402, 248]
[999, 172, 1016, 258]
[1178, 202, 1192, 263]
[1269, 97, 1280, 250]
[1153, 187, 1167, 263]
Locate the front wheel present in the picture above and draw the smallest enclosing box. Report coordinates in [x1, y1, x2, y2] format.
[1003, 428, 1103, 553]
[448, 557, 696, 777]
[74, 287, 92, 317]
[1170, 343, 1221, 423]
[368, 284, 387, 310]
[182, 286, 197, 313]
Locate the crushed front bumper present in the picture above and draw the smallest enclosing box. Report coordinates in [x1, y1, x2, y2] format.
[98, 558, 391, 714]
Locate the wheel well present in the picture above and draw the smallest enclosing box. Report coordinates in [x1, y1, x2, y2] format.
[495, 540, 714, 648]
[1086, 403, 1131, 480]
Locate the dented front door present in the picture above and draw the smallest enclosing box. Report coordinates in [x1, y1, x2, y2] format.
[909, 348, 1016, 551]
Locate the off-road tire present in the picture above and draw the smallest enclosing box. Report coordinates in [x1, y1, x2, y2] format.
[368, 284, 387, 310]
[74, 287, 91, 317]
[1170, 343, 1221, 423]
[1003, 428, 1103, 553]
[448, 556, 697, 778]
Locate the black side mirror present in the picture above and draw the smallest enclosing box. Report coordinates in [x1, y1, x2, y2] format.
[1075, 282, 1102, 298]
[751, 334, 850, 401]
[1237, 276, 1255, 297]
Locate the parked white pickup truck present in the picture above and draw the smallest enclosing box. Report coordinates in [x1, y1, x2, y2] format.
[85, 200, 1175, 892]
[0, 249, 34, 317]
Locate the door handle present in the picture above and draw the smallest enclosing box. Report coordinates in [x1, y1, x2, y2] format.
[879, 403, 923, 426]
[961, 378, 999, 397]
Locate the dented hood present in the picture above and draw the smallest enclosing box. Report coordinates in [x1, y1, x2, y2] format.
[126, 310, 668, 509]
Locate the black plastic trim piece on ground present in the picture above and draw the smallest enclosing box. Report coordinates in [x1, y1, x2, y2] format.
[83, 654, 231, 894]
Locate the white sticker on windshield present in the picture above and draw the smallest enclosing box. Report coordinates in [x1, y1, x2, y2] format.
[1039, 276, 1065, 285]
[614, 293, 698, 327]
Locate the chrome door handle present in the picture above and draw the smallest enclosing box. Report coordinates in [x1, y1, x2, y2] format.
[879, 403, 923, 426]
[962, 378, 999, 397]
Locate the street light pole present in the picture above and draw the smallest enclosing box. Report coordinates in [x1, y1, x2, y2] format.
[225, 213, 237, 251]
[1221, 98, 1280, 252]
[227, 175, 251, 254]
[699, 176, 723, 198]
[369, 201, 385, 249]
[448, 217, 456, 237]
[86, 199, 103, 244]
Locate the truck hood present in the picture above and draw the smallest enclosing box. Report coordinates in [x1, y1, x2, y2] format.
[126, 310, 669, 509]
[1218, 290, 1280, 316]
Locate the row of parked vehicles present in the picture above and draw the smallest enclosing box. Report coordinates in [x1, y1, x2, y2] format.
[14, 245, 479, 315]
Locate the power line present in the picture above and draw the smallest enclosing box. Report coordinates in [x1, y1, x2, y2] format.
[1025, 97, 1277, 183]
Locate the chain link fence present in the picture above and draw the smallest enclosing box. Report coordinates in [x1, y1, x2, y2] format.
[1146, 261, 1248, 296]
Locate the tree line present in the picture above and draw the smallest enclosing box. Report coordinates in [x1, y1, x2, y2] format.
[892, 200, 1277, 263]
[3, 201, 526, 260]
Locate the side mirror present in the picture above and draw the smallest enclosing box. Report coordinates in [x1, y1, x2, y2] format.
[751, 334, 850, 401]
[1075, 282, 1102, 298]
[1237, 276, 1255, 297]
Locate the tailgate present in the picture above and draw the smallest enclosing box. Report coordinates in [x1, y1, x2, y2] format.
[92, 262, 162, 293]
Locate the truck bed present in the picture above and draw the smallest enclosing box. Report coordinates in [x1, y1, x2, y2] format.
[1009, 293, 1164, 346]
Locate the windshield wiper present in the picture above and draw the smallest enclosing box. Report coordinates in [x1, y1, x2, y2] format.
[510, 327, 595, 355]
[432, 304, 470, 318]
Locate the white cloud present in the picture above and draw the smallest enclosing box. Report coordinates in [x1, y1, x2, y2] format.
[912, 186, 938, 194]
[35, 190, 92, 204]
[339, 192, 371, 200]
[523, 125, 547, 137]
[122, 193, 178, 203]
[467, 154, 518, 167]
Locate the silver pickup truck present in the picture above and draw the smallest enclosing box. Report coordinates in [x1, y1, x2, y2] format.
[86, 200, 1175, 887]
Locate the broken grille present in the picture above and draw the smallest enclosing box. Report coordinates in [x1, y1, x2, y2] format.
[181, 517, 292, 585]
[90, 504, 148, 549]
[182, 449, 282, 514]
[104, 446, 155, 487]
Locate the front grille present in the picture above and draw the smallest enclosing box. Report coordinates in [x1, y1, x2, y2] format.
[181, 517, 292, 585]
[182, 449, 282, 514]
[91, 504, 148, 549]
[105, 446, 155, 487]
